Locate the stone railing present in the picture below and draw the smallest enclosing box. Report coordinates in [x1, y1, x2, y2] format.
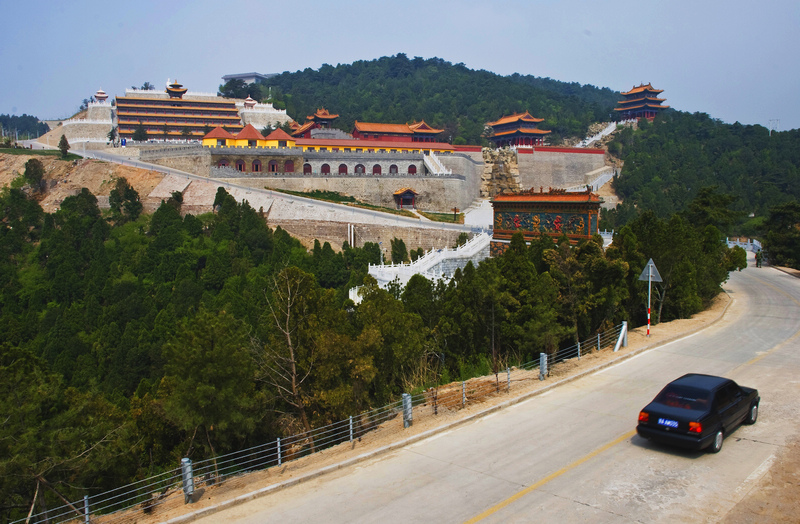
[366, 232, 491, 290]
[208, 167, 464, 180]
[61, 118, 114, 125]
[564, 166, 615, 193]
[424, 151, 452, 175]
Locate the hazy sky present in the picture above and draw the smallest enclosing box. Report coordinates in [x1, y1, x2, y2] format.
[3, 0, 799, 131]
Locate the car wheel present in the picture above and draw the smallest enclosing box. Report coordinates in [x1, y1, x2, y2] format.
[746, 403, 758, 425]
[709, 429, 724, 453]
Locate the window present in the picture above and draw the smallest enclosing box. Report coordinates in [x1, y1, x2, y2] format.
[284, 160, 295, 173]
[339, 164, 348, 175]
[252, 160, 262, 172]
[278, 140, 286, 147]
[389, 164, 398, 174]
[269, 160, 279, 173]
[372, 164, 381, 175]
[303, 163, 312, 174]
[248, 140, 257, 147]
[321, 163, 330, 174]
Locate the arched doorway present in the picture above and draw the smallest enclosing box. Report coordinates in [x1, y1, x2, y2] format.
[321, 164, 331, 175]
[269, 160, 279, 173]
[252, 160, 262, 172]
[372, 164, 381, 175]
[235, 159, 245, 172]
[218, 159, 229, 167]
[389, 164, 398, 174]
[355, 164, 365, 174]
[339, 164, 348, 175]
[408, 165, 417, 175]
[303, 163, 312, 174]
[284, 160, 295, 173]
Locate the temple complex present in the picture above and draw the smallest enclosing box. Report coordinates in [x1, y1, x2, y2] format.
[485, 111, 551, 148]
[490, 188, 601, 255]
[614, 83, 669, 120]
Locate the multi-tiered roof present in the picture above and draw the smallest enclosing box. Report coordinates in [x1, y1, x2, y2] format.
[614, 83, 669, 120]
[485, 111, 551, 148]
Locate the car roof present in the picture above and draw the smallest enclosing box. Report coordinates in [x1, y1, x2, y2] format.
[668, 373, 731, 391]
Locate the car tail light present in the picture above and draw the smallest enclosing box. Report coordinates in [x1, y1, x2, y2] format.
[638, 411, 649, 423]
[689, 422, 702, 433]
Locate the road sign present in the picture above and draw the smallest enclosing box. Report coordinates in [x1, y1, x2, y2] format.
[638, 259, 662, 282]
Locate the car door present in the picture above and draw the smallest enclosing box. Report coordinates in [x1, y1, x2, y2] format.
[714, 382, 744, 432]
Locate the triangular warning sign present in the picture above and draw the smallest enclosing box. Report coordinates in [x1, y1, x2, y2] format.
[638, 258, 663, 282]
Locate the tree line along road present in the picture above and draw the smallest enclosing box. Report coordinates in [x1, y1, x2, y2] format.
[188, 258, 800, 523]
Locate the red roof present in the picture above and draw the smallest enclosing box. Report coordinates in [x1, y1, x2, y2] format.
[492, 128, 551, 137]
[264, 128, 295, 141]
[308, 108, 339, 120]
[493, 189, 600, 204]
[486, 111, 545, 127]
[296, 138, 455, 151]
[620, 83, 664, 96]
[291, 121, 316, 136]
[204, 126, 236, 139]
[354, 121, 414, 134]
[614, 103, 671, 112]
[235, 124, 265, 140]
[409, 120, 443, 134]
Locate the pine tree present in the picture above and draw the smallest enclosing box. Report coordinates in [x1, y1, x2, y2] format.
[58, 134, 70, 158]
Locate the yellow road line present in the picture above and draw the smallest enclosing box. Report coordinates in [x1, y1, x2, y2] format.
[464, 430, 636, 523]
[466, 271, 800, 523]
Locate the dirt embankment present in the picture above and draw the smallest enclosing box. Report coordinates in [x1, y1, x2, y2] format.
[0, 153, 164, 212]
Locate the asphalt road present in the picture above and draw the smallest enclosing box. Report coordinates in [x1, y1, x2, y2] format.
[193, 263, 800, 523]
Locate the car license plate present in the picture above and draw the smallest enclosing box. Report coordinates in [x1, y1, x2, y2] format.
[658, 418, 679, 428]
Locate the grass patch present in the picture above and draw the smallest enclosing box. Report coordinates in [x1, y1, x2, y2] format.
[418, 210, 464, 223]
[0, 148, 82, 161]
[265, 187, 416, 218]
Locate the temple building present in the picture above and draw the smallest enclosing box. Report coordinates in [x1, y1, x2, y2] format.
[490, 188, 601, 255]
[485, 111, 551, 148]
[614, 83, 669, 120]
[116, 80, 243, 141]
[292, 108, 340, 138]
[351, 120, 443, 142]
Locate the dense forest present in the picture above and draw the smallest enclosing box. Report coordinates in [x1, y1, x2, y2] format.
[218, 54, 621, 144]
[0, 160, 745, 517]
[0, 114, 49, 142]
[602, 111, 800, 236]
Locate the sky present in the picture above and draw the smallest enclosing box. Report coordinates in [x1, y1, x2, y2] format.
[2, 0, 799, 131]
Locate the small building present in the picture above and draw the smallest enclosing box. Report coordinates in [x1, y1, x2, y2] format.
[292, 108, 340, 138]
[485, 111, 551, 148]
[491, 188, 601, 255]
[614, 83, 669, 120]
[393, 188, 418, 209]
[221, 72, 277, 85]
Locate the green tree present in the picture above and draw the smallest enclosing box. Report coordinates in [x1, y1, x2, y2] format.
[162, 308, 255, 461]
[132, 122, 148, 142]
[108, 177, 142, 223]
[763, 201, 800, 268]
[390, 237, 408, 263]
[107, 127, 117, 143]
[57, 134, 70, 158]
[23, 158, 45, 191]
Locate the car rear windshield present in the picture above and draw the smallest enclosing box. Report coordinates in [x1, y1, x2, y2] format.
[655, 385, 711, 410]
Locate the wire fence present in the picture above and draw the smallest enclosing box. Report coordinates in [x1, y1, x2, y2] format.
[14, 322, 626, 524]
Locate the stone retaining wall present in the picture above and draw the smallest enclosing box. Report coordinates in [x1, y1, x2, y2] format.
[517, 149, 606, 189]
[268, 219, 466, 252]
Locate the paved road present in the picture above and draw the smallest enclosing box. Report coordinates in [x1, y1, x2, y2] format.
[194, 263, 800, 523]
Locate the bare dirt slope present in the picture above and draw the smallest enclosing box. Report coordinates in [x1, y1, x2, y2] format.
[0, 153, 164, 212]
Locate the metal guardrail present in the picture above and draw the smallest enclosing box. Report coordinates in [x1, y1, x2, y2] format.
[14, 323, 627, 523]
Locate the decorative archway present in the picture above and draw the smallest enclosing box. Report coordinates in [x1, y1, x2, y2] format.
[339, 164, 348, 175]
[372, 164, 381, 175]
[321, 163, 331, 175]
[284, 160, 295, 173]
[303, 163, 312, 174]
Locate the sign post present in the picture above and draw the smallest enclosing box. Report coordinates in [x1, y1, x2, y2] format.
[638, 259, 662, 337]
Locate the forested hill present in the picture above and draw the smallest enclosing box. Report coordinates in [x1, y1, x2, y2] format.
[603, 111, 800, 235]
[220, 54, 621, 144]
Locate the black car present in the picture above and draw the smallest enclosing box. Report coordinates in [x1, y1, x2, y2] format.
[636, 374, 759, 453]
